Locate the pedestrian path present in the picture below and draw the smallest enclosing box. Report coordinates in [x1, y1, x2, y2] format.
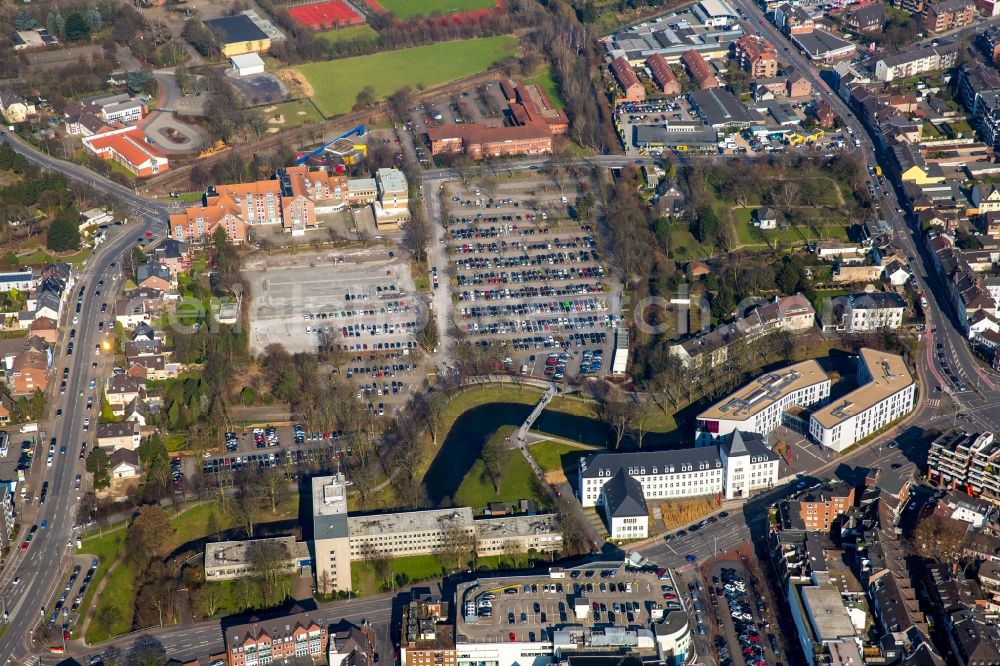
[517, 384, 556, 443]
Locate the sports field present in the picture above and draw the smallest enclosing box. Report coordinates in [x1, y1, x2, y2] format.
[377, 0, 496, 19]
[294, 35, 518, 117]
[318, 24, 379, 43]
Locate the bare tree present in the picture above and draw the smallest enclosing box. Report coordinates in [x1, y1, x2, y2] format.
[480, 430, 508, 493]
[437, 521, 476, 572]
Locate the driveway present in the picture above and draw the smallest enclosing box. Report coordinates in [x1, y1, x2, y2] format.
[140, 71, 210, 154]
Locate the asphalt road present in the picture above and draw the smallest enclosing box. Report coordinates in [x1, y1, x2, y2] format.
[0, 132, 169, 664]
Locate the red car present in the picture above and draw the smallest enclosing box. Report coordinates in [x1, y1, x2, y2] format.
[20, 541, 29, 551]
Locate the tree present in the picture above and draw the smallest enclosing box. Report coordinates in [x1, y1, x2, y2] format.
[362, 542, 394, 591]
[388, 86, 414, 122]
[355, 85, 377, 109]
[127, 635, 167, 666]
[15, 9, 36, 31]
[86, 6, 104, 31]
[126, 505, 173, 566]
[262, 467, 290, 514]
[912, 513, 967, 563]
[480, 430, 507, 493]
[234, 474, 264, 538]
[126, 70, 155, 95]
[64, 11, 92, 41]
[205, 509, 222, 541]
[138, 434, 171, 492]
[47, 8, 65, 40]
[46, 208, 81, 252]
[95, 604, 121, 635]
[248, 539, 290, 602]
[193, 584, 224, 617]
[86, 447, 111, 489]
[436, 521, 475, 572]
[317, 569, 333, 596]
[598, 395, 637, 449]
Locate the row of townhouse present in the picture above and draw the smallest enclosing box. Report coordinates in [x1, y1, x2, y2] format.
[928, 232, 999, 335]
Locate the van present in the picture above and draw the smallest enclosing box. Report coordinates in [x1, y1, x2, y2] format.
[521, 364, 528, 375]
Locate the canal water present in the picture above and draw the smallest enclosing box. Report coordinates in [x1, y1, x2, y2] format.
[421, 401, 684, 506]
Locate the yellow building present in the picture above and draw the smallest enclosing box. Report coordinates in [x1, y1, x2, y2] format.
[203, 15, 271, 57]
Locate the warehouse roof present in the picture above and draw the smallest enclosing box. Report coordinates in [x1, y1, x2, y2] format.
[204, 14, 269, 44]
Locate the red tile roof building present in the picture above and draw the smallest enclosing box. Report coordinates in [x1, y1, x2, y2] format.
[734, 35, 779, 78]
[82, 126, 169, 177]
[506, 79, 569, 135]
[427, 123, 553, 158]
[610, 56, 646, 101]
[681, 50, 720, 90]
[647, 54, 681, 95]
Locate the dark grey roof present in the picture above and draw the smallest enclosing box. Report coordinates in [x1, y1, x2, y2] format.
[109, 448, 139, 467]
[603, 469, 648, 518]
[721, 430, 778, 462]
[137, 259, 170, 283]
[314, 511, 348, 541]
[131, 321, 154, 340]
[848, 292, 905, 309]
[689, 88, 756, 127]
[203, 15, 268, 44]
[581, 448, 722, 479]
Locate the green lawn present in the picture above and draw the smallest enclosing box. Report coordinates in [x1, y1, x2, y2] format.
[528, 441, 591, 474]
[196, 574, 298, 618]
[79, 529, 133, 643]
[377, 0, 496, 19]
[295, 36, 518, 116]
[524, 64, 564, 109]
[260, 99, 325, 129]
[318, 24, 379, 43]
[454, 447, 540, 512]
[352, 554, 445, 595]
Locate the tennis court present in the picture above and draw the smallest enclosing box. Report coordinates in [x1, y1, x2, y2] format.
[288, 0, 366, 29]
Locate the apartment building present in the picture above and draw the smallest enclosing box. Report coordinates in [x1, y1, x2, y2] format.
[734, 35, 778, 78]
[610, 56, 645, 102]
[841, 292, 906, 332]
[809, 349, 916, 452]
[927, 429, 1000, 498]
[922, 0, 976, 32]
[95, 421, 141, 451]
[647, 54, 680, 95]
[0, 270, 35, 293]
[798, 482, 855, 531]
[400, 597, 455, 666]
[225, 608, 329, 666]
[681, 49, 720, 89]
[696, 360, 831, 442]
[874, 44, 959, 82]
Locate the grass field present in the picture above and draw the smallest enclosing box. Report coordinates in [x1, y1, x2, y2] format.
[528, 441, 592, 474]
[259, 99, 325, 128]
[454, 444, 540, 512]
[295, 35, 518, 116]
[377, 0, 496, 19]
[524, 64, 564, 109]
[352, 554, 445, 595]
[318, 24, 379, 43]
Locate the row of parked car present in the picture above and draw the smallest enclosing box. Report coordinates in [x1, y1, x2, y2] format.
[719, 567, 771, 666]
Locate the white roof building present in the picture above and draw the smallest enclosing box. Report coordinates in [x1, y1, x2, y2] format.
[231, 53, 265, 77]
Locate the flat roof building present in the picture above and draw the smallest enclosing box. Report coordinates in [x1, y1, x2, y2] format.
[696, 360, 831, 442]
[604, 1, 743, 64]
[688, 88, 756, 128]
[204, 14, 271, 56]
[312, 474, 352, 593]
[809, 348, 915, 452]
[205, 536, 311, 580]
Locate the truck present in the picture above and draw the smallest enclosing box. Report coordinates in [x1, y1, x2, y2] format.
[18, 423, 37, 434]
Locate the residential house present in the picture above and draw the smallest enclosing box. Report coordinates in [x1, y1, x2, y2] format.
[883, 260, 912, 287]
[681, 50, 720, 89]
[123, 396, 151, 427]
[0, 90, 36, 123]
[815, 99, 836, 128]
[136, 260, 173, 291]
[774, 3, 816, 34]
[610, 57, 645, 102]
[835, 292, 906, 332]
[875, 44, 959, 82]
[328, 624, 377, 666]
[0, 392, 14, 424]
[114, 296, 152, 328]
[647, 54, 681, 95]
[225, 607, 330, 666]
[153, 240, 190, 276]
[755, 207, 778, 229]
[842, 1, 888, 32]
[974, 183, 1000, 214]
[105, 375, 144, 414]
[26, 317, 57, 344]
[787, 73, 812, 97]
[110, 448, 140, 479]
[9, 344, 49, 395]
[96, 421, 141, 451]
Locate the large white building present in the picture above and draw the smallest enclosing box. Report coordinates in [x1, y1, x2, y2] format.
[809, 348, 915, 452]
[841, 292, 906, 332]
[696, 360, 831, 443]
[312, 475, 563, 592]
[578, 429, 780, 521]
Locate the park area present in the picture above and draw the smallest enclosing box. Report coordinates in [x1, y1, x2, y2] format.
[290, 35, 518, 116]
[368, 0, 498, 19]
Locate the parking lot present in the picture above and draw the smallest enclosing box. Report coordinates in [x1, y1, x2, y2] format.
[443, 177, 620, 379]
[456, 566, 680, 643]
[244, 247, 424, 355]
[707, 562, 782, 666]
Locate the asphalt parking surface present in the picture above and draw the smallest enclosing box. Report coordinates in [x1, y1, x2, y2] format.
[444, 179, 620, 379]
